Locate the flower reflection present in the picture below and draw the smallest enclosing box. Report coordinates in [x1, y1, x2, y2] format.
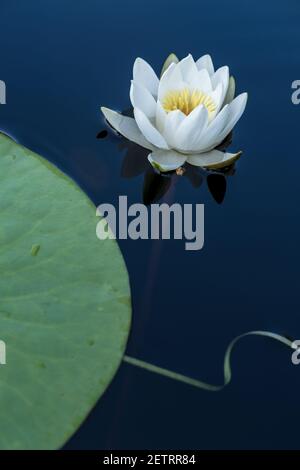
[97, 123, 235, 205]
[207, 173, 227, 204]
[142, 168, 172, 205]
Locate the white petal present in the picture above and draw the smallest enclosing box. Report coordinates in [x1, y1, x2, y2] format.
[134, 107, 169, 149]
[162, 110, 186, 148]
[191, 92, 247, 153]
[176, 105, 208, 151]
[223, 76, 236, 105]
[155, 100, 167, 134]
[130, 81, 157, 118]
[148, 149, 187, 172]
[133, 58, 159, 97]
[196, 68, 212, 92]
[196, 54, 215, 75]
[212, 66, 229, 106]
[212, 66, 229, 88]
[215, 92, 248, 144]
[101, 107, 154, 151]
[207, 82, 224, 118]
[193, 105, 230, 152]
[158, 62, 185, 101]
[178, 54, 198, 84]
[187, 149, 242, 169]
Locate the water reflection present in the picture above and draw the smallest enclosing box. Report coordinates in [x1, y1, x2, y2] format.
[207, 173, 227, 204]
[120, 141, 149, 178]
[97, 120, 236, 205]
[142, 168, 172, 205]
[96, 130, 108, 139]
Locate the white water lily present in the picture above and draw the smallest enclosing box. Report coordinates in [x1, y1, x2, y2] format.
[101, 53, 247, 172]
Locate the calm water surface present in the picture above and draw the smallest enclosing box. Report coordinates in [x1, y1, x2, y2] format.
[1, 0, 300, 449]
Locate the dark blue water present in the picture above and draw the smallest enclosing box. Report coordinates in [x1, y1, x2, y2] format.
[1, 0, 300, 449]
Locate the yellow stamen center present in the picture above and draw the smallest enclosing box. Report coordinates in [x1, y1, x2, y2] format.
[163, 88, 216, 116]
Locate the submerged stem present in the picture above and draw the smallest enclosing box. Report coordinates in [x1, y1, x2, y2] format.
[123, 331, 294, 392]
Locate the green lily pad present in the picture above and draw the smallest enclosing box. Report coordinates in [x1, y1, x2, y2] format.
[0, 133, 131, 449]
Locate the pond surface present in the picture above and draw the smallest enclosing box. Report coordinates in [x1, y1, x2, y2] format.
[1, 0, 300, 449]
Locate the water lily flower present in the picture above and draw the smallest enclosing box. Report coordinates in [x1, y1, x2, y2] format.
[101, 53, 247, 172]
